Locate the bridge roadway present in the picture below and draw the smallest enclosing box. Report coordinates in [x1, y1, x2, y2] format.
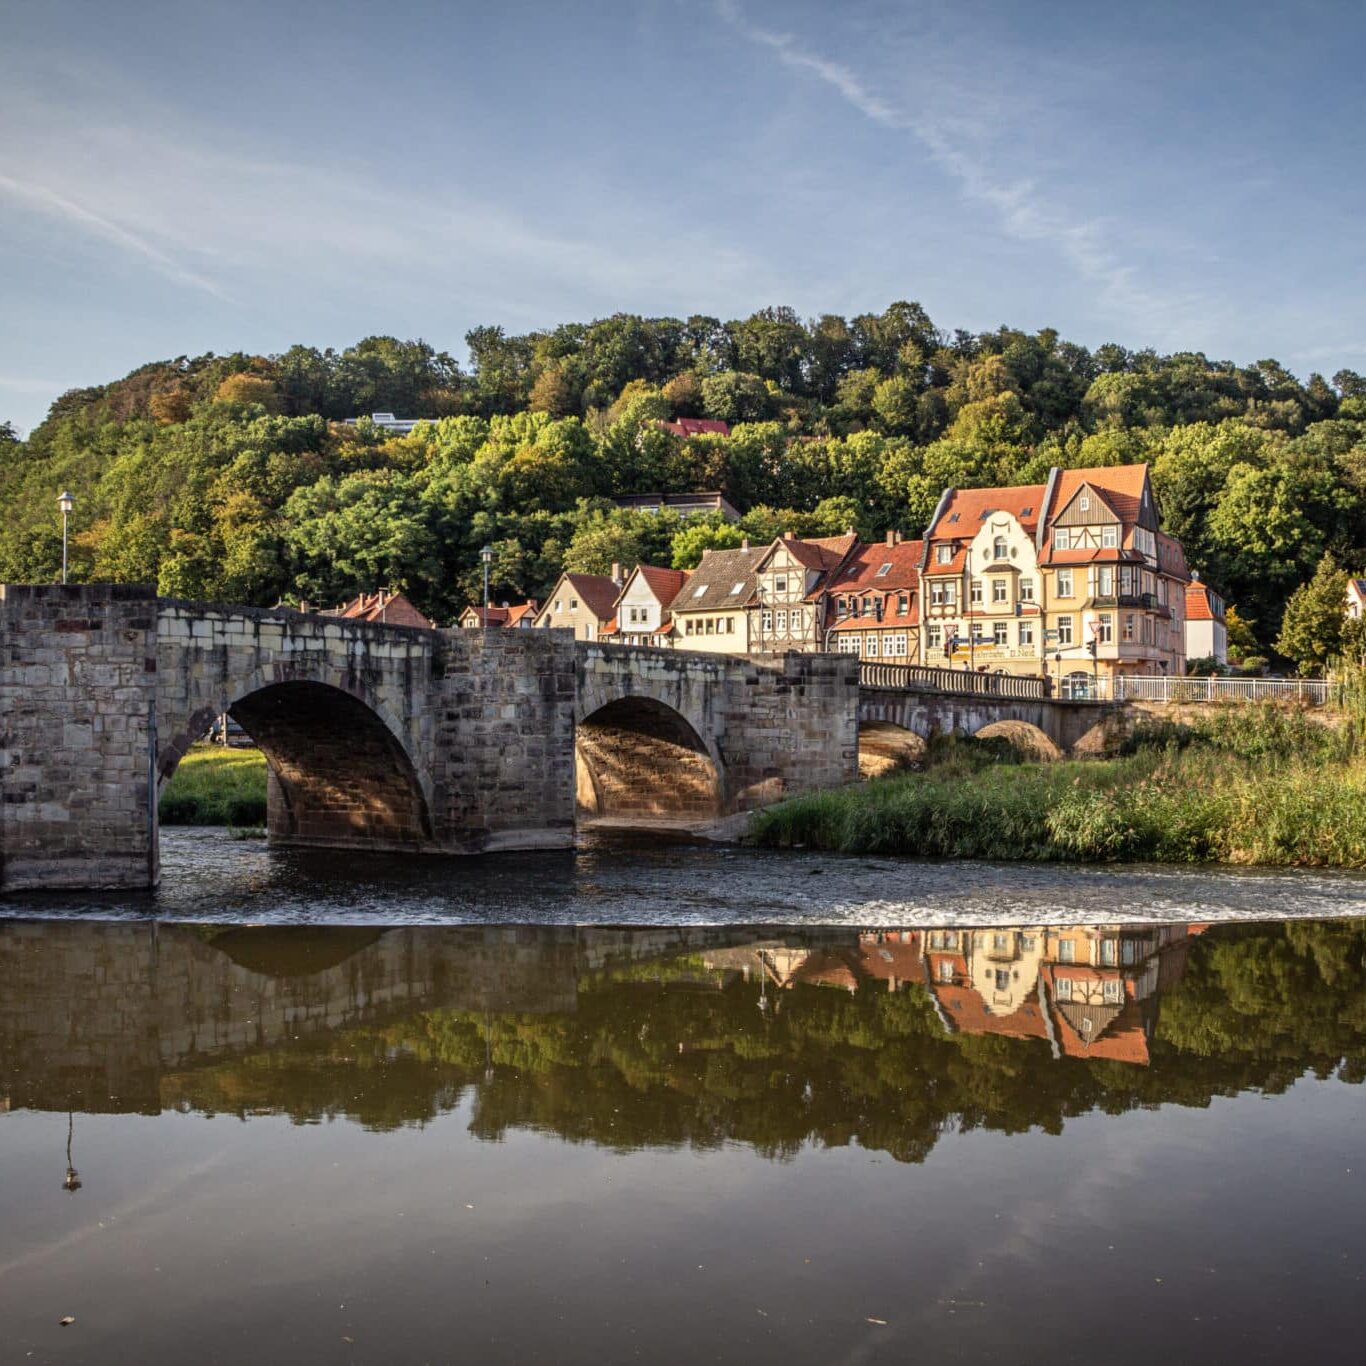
[0, 584, 1115, 891]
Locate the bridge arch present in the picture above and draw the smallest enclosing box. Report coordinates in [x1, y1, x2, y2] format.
[971, 719, 1062, 761]
[575, 694, 724, 825]
[857, 720, 927, 778]
[159, 675, 435, 850]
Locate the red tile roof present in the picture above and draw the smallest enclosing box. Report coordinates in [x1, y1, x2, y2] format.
[828, 539, 924, 592]
[562, 573, 622, 622]
[658, 418, 731, 438]
[329, 590, 433, 629]
[1046, 464, 1149, 524]
[928, 485, 1047, 541]
[626, 563, 691, 608]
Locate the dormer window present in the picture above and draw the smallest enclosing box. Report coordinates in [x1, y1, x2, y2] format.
[693, 584, 707, 599]
[1054, 529, 1071, 551]
[729, 582, 745, 595]
[876, 562, 892, 577]
[936, 545, 953, 565]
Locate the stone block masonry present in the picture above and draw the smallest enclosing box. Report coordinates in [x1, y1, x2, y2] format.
[1, 584, 158, 890]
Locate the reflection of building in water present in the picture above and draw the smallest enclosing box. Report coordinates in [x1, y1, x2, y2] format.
[711, 925, 1202, 1067]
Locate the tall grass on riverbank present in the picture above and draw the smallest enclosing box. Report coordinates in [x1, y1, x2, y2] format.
[159, 746, 267, 826]
[751, 709, 1366, 867]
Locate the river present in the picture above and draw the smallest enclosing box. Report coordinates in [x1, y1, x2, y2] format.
[2, 830, 1365, 1363]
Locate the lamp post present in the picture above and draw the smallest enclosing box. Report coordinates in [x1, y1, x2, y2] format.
[62, 1111, 81, 1193]
[57, 490, 75, 584]
[480, 545, 493, 627]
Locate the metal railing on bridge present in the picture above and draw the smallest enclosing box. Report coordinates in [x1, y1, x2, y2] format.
[1113, 675, 1340, 705]
[859, 662, 1046, 699]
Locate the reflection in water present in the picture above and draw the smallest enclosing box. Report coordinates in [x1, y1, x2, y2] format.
[4, 917, 1364, 1160]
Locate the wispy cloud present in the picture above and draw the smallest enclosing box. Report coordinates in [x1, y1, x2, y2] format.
[0, 171, 228, 299]
[716, 0, 1196, 336]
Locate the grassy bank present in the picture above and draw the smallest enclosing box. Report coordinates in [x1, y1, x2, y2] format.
[160, 746, 268, 826]
[751, 713, 1366, 868]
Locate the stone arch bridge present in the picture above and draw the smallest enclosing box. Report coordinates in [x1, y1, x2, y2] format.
[0, 585, 1113, 891]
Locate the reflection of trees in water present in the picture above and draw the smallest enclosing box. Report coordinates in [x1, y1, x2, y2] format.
[159, 919, 1366, 1160]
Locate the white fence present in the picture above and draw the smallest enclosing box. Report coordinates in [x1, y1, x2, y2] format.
[1113, 676, 1338, 705]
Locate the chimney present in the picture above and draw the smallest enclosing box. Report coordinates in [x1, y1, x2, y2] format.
[702, 547, 711, 558]
[886, 529, 899, 547]
[501, 600, 509, 609]
[610, 561, 622, 584]
[785, 528, 796, 540]
[741, 537, 750, 550]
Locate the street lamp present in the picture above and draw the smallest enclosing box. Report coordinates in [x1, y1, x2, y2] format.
[62, 1111, 81, 1193]
[480, 545, 493, 627]
[57, 490, 75, 584]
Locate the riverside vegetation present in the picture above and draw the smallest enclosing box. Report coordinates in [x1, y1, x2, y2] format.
[751, 706, 1366, 868]
[159, 746, 267, 827]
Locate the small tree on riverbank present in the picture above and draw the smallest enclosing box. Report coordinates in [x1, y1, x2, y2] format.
[1276, 554, 1348, 675]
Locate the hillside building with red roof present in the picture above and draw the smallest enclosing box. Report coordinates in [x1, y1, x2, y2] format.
[1184, 574, 1227, 666]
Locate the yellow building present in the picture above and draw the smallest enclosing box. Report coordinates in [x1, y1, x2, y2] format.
[666, 545, 762, 651]
[919, 485, 1046, 677]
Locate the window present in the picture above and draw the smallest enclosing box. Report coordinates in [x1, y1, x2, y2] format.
[776, 609, 788, 632]
[994, 969, 1010, 991]
[685, 618, 695, 635]
[842, 634, 862, 655]
[944, 583, 957, 606]
[584, 623, 594, 640]
[569, 598, 578, 610]
[774, 577, 788, 594]
[1102, 525, 1119, 549]
[993, 535, 1008, 561]
[1058, 939, 1076, 963]
[705, 618, 715, 634]
[932, 583, 947, 606]
[1055, 976, 1073, 1001]
[729, 581, 745, 596]
[1018, 621, 1034, 647]
[1097, 613, 1113, 644]
[888, 633, 908, 657]
[927, 624, 942, 649]
[1103, 978, 1123, 1004]
[1097, 566, 1114, 596]
[761, 609, 773, 631]
[876, 562, 892, 577]
[992, 578, 1008, 604]
[554, 600, 562, 613]
[1054, 529, 1071, 551]
[990, 621, 1007, 646]
[1057, 616, 1074, 646]
[1100, 939, 1118, 966]
[938, 960, 954, 982]
[1079, 495, 1090, 513]
[862, 595, 873, 615]
[897, 593, 909, 615]
[1020, 577, 1034, 602]
[693, 584, 707, 599]
[1057, 569, 1074, 598]
[865, 634, 879, 658]
[792, 609, 805, 632]
[936, 545, 953, 565]
[993, 932, 1009, 952]
[970, 579, 983, 606]
[1021, 936, 1036, 951]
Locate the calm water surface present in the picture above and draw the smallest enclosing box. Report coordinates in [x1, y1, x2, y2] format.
[2, 832, 1365, 1364]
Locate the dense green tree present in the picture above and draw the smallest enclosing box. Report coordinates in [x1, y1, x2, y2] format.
[1275, 554, 1349, 674]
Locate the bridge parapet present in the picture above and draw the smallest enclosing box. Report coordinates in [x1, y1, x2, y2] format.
[860, 661, 1046, 700]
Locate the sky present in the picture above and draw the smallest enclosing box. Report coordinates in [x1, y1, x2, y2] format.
[2, 0, 1364, 434]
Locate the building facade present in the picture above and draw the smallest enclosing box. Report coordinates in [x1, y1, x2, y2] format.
[667, 545, 762, 651]
[747, 532, 858, 654]
[826, 533, 923, 664]
[604, 565, 689, 648]
[532, 572, 621, 642]
[457, 600, 538, 629]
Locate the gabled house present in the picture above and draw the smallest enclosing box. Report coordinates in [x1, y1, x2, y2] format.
[533, 570, 622, 642]
[1038, 464, 1189, 693]
[748, 530, 860, 654]
[668, 544, 763, 651]
[604, 564, 690, 648]
[826, 533, 924, 663]
[457, 599, 539, 630]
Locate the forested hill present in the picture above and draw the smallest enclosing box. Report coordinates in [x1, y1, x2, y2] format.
[3, 303, 1365, 654]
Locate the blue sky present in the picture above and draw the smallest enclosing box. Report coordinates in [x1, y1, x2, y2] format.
[3, 0, 1363, 433]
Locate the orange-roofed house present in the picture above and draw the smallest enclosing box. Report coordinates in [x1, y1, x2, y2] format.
[457, 599, 539, 630]
[532, 570, 623, 642]
[919, 484, 1047, 677]
[826, 533, 924, 664]
[1038, 464, 1189, 695]
[1184, 575, 1227, 666]
[323, 588, 434, 630]
[605, 564, 690, 649]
